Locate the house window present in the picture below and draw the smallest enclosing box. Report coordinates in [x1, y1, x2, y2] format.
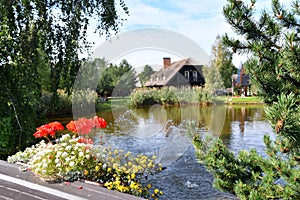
[193, 70, 197, 81]
[184, 71, 189, 80]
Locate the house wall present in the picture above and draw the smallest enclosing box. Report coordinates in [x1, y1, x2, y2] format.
[167, 65, 205, 87]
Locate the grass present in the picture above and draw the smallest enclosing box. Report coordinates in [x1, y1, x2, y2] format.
[96, 97, 130, 111]
[213, 96, 264, 104]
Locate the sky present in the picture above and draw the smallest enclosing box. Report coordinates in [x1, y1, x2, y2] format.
[88, 0, 293, 71]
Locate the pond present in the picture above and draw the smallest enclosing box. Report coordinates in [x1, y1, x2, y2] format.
[92, 103, 274, 199]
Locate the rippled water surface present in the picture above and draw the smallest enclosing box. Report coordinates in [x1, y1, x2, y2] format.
[94, 103, 274, 199]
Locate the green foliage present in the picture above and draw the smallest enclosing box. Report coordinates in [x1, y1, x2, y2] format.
[193, 0, 300, 199]
[0, 1, 128, 158]
[0, 117, 14, 159]
[97, 59, 137, 97]
[192, 1, 300, 199]
[211, 35, 237, 88]
[129, 88, 160, 107]
[129, 87, 212, 107]
[37, 90, 72, 117]
[265, 93, 300, 149]
[203, 64, 225, 94]
[192, 134, 300, 199]
[223, 0, 300, 103]
[138, 65, 155, 86]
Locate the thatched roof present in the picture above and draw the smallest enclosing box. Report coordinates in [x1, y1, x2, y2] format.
[145, 58, 200, 87]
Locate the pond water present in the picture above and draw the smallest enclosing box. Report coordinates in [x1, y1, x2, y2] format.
[93, 103, 274, 199]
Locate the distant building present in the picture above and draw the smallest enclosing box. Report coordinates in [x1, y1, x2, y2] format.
[145, 57, 205, 88]
[232, 63, 251, 96]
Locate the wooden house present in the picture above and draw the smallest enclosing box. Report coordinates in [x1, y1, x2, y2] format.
[232, 63, 251, 96]
[144, 57, 205, 88]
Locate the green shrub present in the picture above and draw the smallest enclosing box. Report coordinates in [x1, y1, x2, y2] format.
[37, 90, 72, 116]
[0, 117, 14, 159]
[129, 87, 212, 107]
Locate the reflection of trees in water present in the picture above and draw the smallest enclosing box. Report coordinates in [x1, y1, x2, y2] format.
[97, 104, 266, 140]
[220, 105, 266, 144]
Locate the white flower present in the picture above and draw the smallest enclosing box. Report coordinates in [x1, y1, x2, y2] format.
[56, 163, 61, 168]
[55, 159, 60, 163]
[85, 149, 90, 154]
[102, 163, 107, 169]
[65, 157, 71, 163]
[57, 151, 62, 157]
[85, 154, 90, 159]
[43, 163, 48, 168]
[66, 145, 72, 151]
[62, 152, 68, 158]
[69, 161, 75, 167]
[71, 156, 76, 160]
[79, 152, 84, 157]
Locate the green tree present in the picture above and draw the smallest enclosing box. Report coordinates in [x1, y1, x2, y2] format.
[212, 35, 237, 88]
[193, 0, 300, 199]
[203, 64, 224, 95]
[138, 65, 155, 86]
[97, 59, 137, 97]
[0, 1, 129, 159]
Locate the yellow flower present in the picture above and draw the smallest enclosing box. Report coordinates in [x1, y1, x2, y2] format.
[160, 191, 163, 195]
[107, 167, 112, 173]
[147, 183, 152, 189]
[95, 166, 100, 171]
[83, 170, 89, 176]
[131, 173, 136, 179]
[154, 188, 159, 194]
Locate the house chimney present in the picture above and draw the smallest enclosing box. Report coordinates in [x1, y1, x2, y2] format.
[163, 57, 171, 69]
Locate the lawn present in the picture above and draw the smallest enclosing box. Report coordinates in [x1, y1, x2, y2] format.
[213, 96, 264, 104]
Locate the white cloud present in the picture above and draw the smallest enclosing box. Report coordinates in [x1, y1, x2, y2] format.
[88, 0, 294, 68]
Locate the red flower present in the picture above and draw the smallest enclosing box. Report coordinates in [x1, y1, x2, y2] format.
[76, 118, 94, 134]
[66, 121, 77, 133]
[93, 116, 107, 129]
[66, 116, 107, 135]
[33, 121, 64, 138]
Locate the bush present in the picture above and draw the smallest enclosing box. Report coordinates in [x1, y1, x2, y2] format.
[37, 90, 72, 116]
[129, 87, 212, 107]
[191, 94, 300, 199]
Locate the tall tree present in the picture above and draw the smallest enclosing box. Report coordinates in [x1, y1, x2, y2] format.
[0, 0, 129, 159]
[211, 35, 237, 88]
[193, 1, 300, 199]
[203, 64, 224, 95]
[138, 65, 155, 86]
[97, 59, 137, 97]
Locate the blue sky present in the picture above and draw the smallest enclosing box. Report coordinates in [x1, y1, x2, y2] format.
[89, 0, 293, 70]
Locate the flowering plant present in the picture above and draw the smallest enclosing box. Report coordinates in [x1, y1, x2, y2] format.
[8, 116, 163, 199]
[66, 116, 107, 134]
[33, 121, 64, 141]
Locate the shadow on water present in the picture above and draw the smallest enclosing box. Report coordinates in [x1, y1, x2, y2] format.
[91, 104, 273, 199]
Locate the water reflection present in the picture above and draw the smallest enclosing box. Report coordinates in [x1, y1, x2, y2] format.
[95, 104, 274, 199]
[219, 105, 274, 155]
[97, 104, 274, 158]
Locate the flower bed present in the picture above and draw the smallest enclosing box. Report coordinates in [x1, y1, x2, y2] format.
[7, 116, 163, 199]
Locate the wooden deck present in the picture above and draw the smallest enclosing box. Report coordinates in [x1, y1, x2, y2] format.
[0, 160, 143, 200]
